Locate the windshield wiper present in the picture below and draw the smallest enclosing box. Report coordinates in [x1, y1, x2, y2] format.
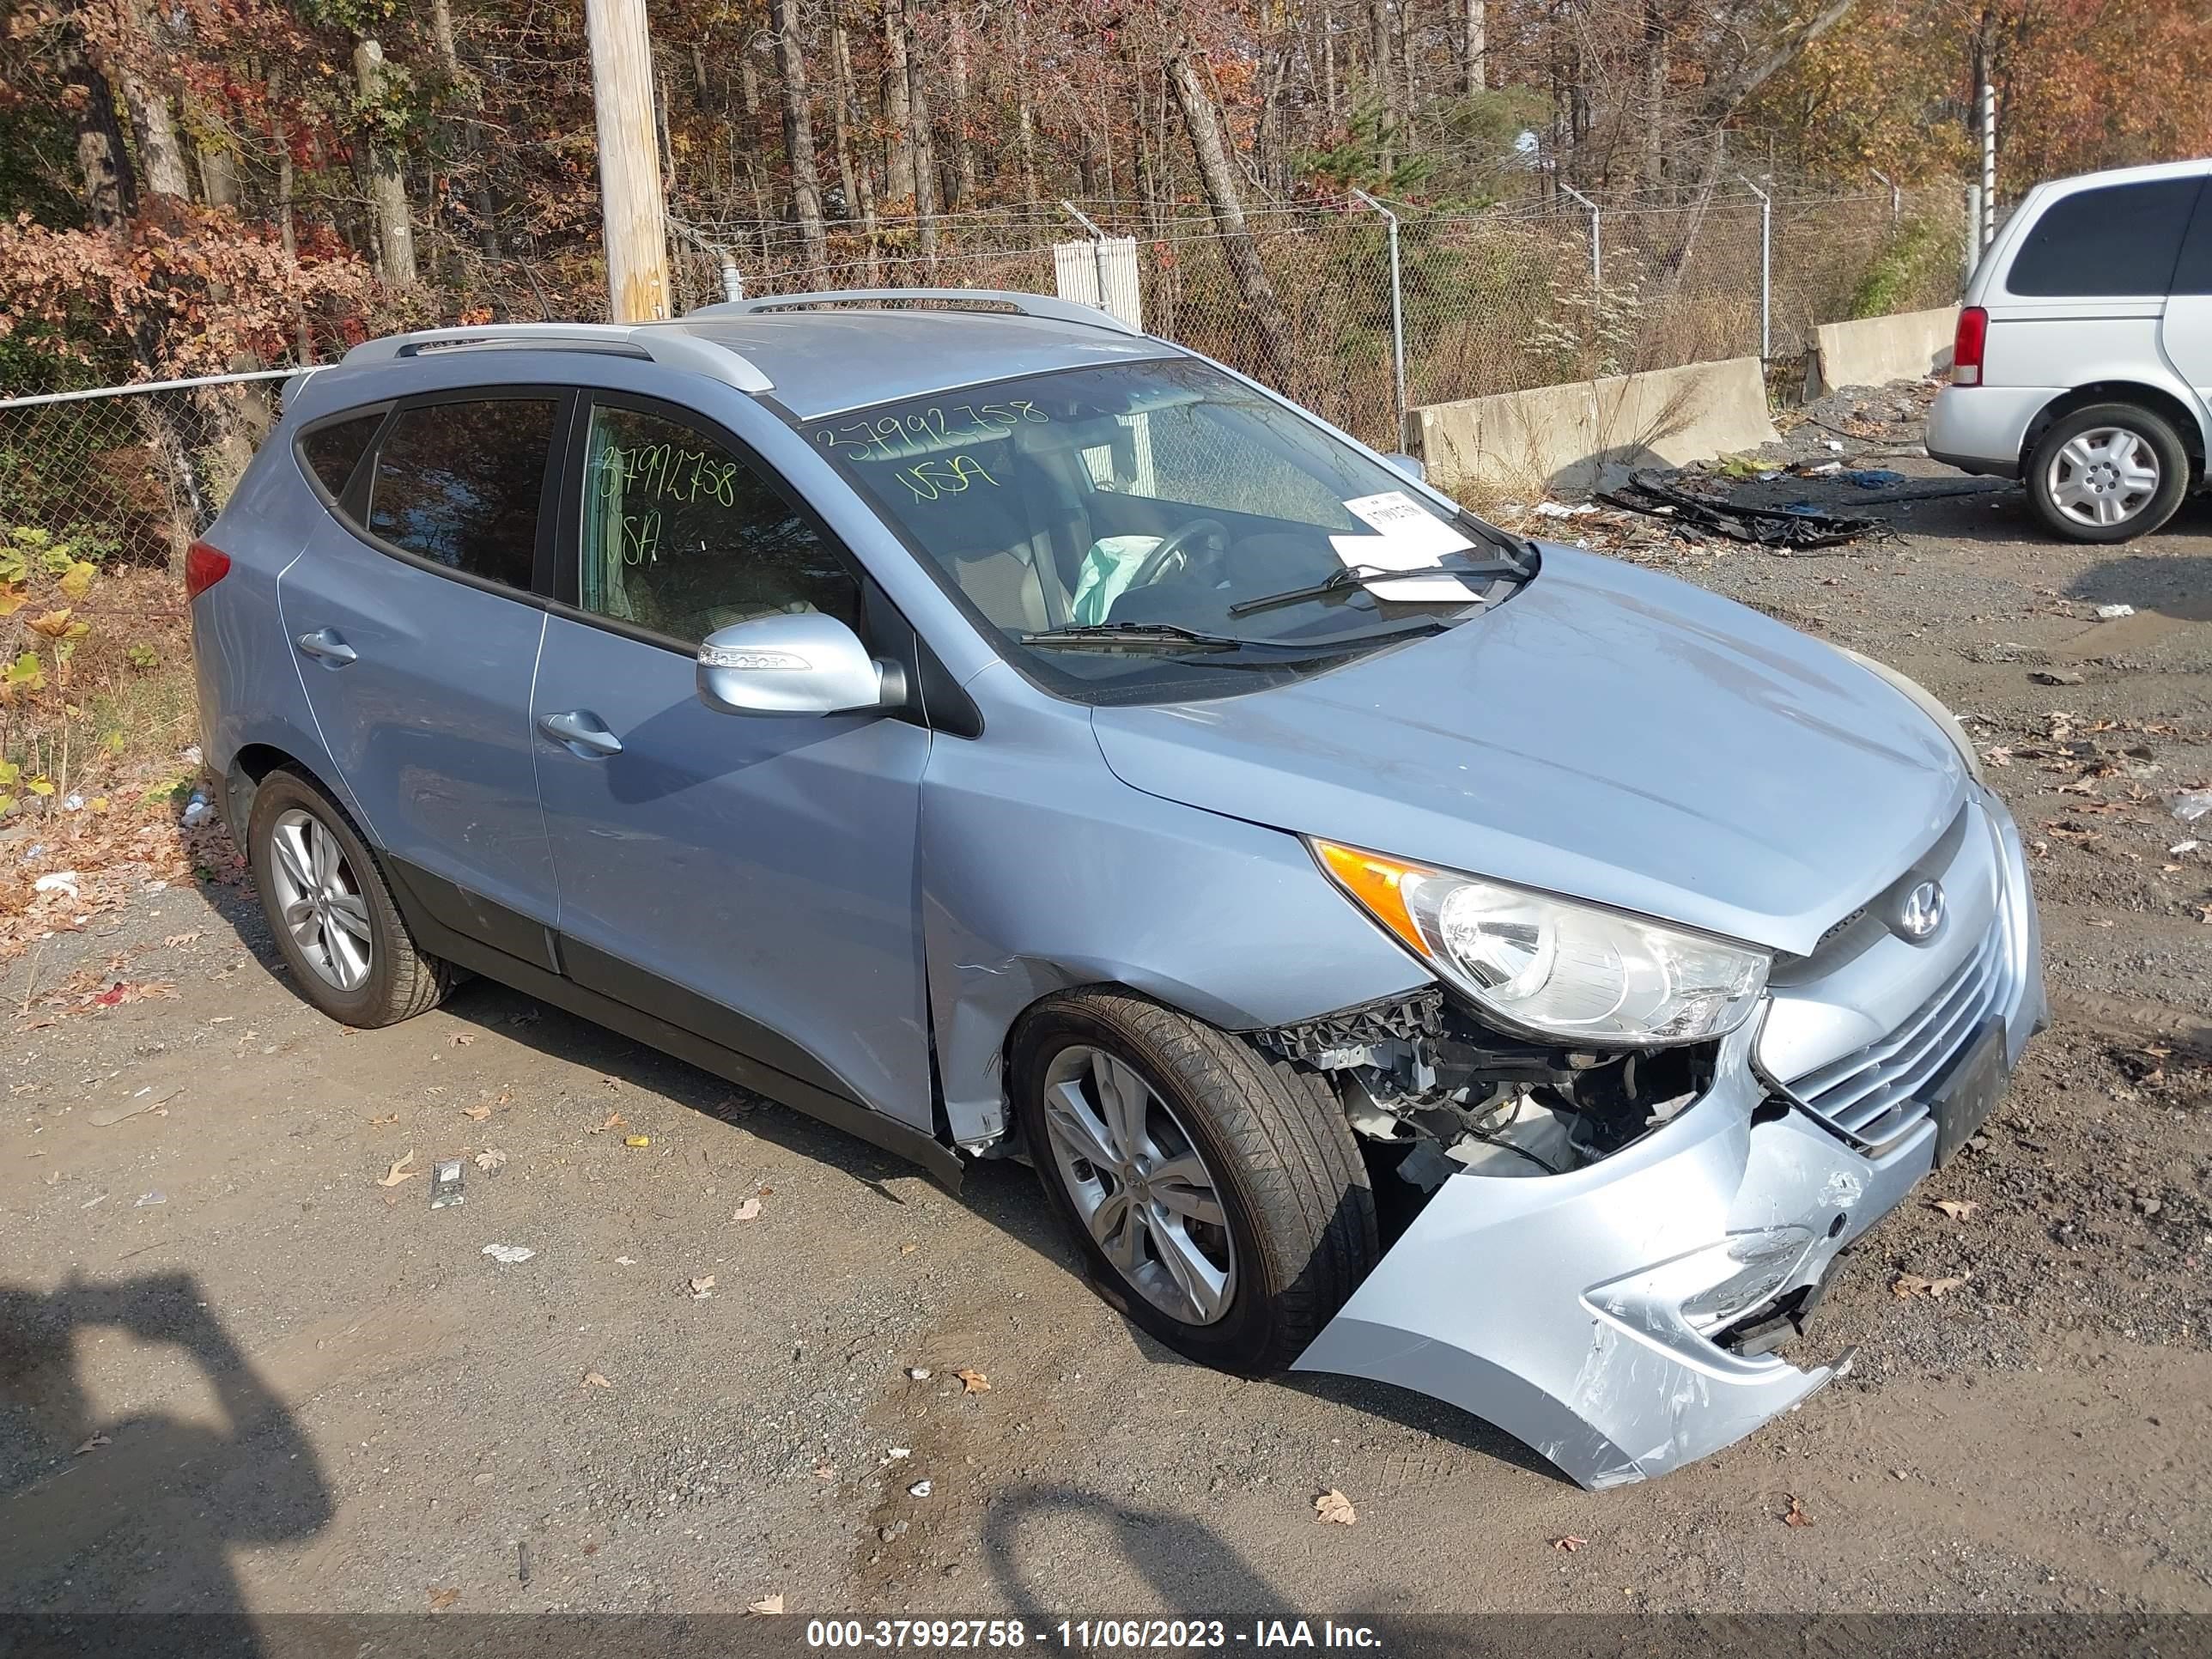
[1020, 617, 1449, 659]
[1226, 556, 1527, 619]
[1017, 622, 1297, 653]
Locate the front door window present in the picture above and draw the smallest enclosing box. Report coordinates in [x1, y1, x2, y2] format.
[579, 404, 860, 643]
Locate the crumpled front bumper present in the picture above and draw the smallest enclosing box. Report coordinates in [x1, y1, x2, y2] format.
[1293, 792, 2046, 1489]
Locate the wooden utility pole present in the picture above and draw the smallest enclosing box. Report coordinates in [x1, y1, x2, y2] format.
[586, 0, 671, 321]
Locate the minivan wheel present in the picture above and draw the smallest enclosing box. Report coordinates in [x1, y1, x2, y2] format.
[1009, 989, 1378, 1374]
[2027, 404, 2188, 543]
[246, 769, 451, 1027]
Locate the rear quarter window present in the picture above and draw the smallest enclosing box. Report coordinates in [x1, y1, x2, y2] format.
[2006, 178, 2203, 298]
[297, 411, 384, 501]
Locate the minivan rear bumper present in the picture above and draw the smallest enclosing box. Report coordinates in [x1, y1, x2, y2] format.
[1295, 792, 2045, 1488]
[1927, 384, 2059, 478]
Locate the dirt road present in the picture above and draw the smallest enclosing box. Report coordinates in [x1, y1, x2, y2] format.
[4, 450, 2209, 1625]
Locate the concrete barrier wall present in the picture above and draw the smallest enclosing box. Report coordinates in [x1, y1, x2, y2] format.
[1407, 356, 1780, 497]
[1808, 307, 1957, 395]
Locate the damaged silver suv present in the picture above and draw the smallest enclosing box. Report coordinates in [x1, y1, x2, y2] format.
[196, 291, 2045, 1491]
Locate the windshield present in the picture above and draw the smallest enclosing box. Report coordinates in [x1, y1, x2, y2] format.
[802, 358, 1530, 703]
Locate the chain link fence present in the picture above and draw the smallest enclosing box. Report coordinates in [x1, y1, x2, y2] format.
[1, 186, 1966, 568]
[0, 373, 299, 572]
[674, 185, 1970, 451]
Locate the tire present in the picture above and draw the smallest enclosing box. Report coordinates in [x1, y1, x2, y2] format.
[2026, 403, 2189, 544]
[1009, 989, 1378, 1375]
[246, 768, 452, 1027]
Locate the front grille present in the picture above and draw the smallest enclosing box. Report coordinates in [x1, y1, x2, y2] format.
[1783, 912, 2014, 1150]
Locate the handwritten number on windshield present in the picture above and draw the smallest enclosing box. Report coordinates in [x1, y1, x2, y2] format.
[815, 400, 1048, 464]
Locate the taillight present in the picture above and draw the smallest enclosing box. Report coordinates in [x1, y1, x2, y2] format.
[1951, 306, 1987, 386]
[184, 539, 231, 601]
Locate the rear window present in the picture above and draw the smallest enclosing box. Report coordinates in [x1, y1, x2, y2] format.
[299, 412, 383, 500]
[2007, 178, 2202, 297]
[364, 398, 556, 589]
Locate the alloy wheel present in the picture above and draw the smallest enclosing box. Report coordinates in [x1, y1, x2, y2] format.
[266, 807, 374, 992]
[2045, 426, 2160, 528]
[1039, 1045, 1238, 1326]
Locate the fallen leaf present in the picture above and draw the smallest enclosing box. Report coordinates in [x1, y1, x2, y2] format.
[589, 1111, 627, 1133]
[368, 1112, 400, 1127]
[1551, 1535, 1587, 1553]
[474, 1147, 507, 1173]
[688, 1274, 716, 1299]
[162, 932, 201, 948]
[74, 1434, 111, 1455]
[814, 1463, 836, 1481]
[1892, 1272, 1968, 1299]
[954, 1367, 991, 1395]
[731, 1197, 763, 1222]
[462, 1103, 494, 1121]
[1783, 1496, 1812, 1528]
[623, 1134, 651, 1148]
[1931, 1199, 1978, 1221]
[1314, 1489, 1357, 1526]
[749, 1594, 786, 1616]
[377, 1150, 419, 1188]
[898, 1241, 919, 1255]
[448, 1032, 477, 1047]
[581, 1370, 612, 1389]
[428, 1587, 460, 1613]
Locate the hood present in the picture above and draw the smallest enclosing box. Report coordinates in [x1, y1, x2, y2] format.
[1090, 546, 1965, 957]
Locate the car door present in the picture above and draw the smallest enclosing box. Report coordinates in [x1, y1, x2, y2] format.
[529, 392, 935, 1129]
[2162, 174, 2212, 423]
[276, 392, 564, 967]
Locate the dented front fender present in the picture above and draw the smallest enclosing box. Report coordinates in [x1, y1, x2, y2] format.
[1293, 1025, 1937, 1488]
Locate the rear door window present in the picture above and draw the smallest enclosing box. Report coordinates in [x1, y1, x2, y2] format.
[2007, 178, 2202, 297]
[364, 397, 558, 589]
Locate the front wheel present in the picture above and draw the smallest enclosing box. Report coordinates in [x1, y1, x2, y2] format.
[1009, 989, 1378, 1374]
[2026, 404, 2189, 543]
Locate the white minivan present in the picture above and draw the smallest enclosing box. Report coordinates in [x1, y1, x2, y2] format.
[1928, 157, 2212, 542]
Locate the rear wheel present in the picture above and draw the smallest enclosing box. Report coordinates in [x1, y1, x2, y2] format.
[2026, 403, 2188, 543]
[246, 769, 451, 1027]
[1010, 989, 1377, 1374]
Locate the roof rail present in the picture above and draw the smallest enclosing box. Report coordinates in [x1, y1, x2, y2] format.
[339, 323, 774, 392]
[690, 288, 1142, 337]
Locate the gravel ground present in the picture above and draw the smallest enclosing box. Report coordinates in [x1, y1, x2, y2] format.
[4, 394, 2210, 1625]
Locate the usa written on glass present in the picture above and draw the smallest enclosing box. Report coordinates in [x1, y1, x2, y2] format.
[812, 399, 1051, 465]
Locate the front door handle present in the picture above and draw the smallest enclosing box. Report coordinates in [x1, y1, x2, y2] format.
[295, 628, 357, 666]
[537, 709, 623, 758]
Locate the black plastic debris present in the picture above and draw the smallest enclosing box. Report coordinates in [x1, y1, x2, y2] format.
[1598, 471, 1886, 550]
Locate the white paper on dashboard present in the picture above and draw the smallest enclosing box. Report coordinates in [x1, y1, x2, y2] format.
[1332, 490, 1481, 601]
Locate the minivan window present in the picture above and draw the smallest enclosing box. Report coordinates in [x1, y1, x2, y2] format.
[577, 403, 861, 642]
[299, 411, 383, 501]
[365, 398, 556, 588]
[804, 358, 1524, 705]
[2007, 178, 2202, 297]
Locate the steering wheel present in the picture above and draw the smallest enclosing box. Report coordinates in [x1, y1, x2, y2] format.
[1127, 517, 1229, 594]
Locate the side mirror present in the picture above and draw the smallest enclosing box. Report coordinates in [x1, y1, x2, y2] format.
[695, 614, 896, 718]
[1384, 452, 1426, 483]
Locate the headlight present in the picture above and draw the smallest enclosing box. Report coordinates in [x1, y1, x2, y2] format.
[1312, 841, 1771, 1048]
[1844, 649, 1987, 787]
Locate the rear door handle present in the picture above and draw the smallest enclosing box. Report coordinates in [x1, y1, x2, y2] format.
[537, 709, 623, 758]
[295, 628, 356, 666]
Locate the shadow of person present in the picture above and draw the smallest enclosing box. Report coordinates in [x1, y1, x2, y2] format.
[0, 1273, 333, 1650]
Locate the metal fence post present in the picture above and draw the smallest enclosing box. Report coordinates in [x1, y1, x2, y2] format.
[1870, 167, 1899, 225]
[1739, 175, 1771, 362]
[1349, 189, 1407, 447]
[1558, 182, 1601, 294]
